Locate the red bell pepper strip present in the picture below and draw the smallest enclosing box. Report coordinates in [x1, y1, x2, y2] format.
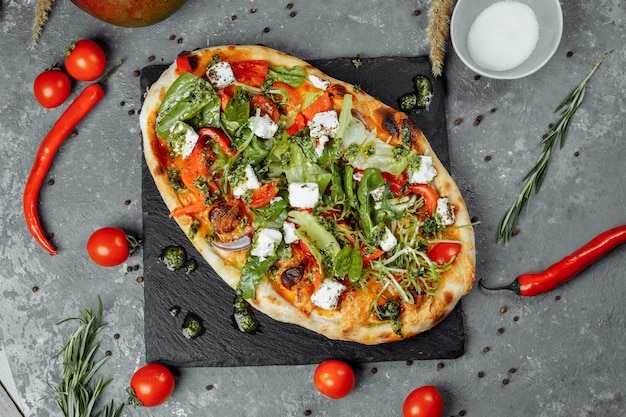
[301, 91, 332, 121]
[199, 127, 237, 158]
[480, 224, 626, 296]
[23, 60, 122, 255]
[407, 184, 439, 216]
[249, 181, 280, 209]
[273, 81, 301, 106]
[217, 85, 235, 112]
[287, 113, 306, 136]
[176, 55, 193, 73]
[230, 60, 269, 88]
[382, 171, 408, 196]
[362, 248, 385, 264]
[169, 200, 207, 218]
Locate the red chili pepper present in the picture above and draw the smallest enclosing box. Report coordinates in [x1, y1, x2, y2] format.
[23, 60, 122, 255]
[480, 224, 626, 296]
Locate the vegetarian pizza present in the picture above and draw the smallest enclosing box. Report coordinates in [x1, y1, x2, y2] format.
[140, 45, 475, 344]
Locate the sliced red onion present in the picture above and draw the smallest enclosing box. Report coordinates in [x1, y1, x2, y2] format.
[351, 109, 371, 131]
[210, 235, 252, 251]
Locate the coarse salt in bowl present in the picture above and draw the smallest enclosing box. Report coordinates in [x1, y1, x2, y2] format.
[450, 0, 563, 79]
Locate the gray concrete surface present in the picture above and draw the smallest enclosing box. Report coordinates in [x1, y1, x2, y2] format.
[1, 0, 625, 416]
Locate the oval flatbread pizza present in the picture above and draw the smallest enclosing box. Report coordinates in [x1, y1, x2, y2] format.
[140, 45, 475, 344]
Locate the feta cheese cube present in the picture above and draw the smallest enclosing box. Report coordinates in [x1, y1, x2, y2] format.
[283, 221, 299, 244]
[408, 156, 437, 184]
[308, 110, 340, 138]
[167, 121, 199, 159]
[311, 279, 346, 310]
[436, 197, 456, 225]
[379, 226, 398, 252]
[206, 61, 236, 89]
[251, 228, 283, 259]
[249, 113, 278, 139]
[232, 164, 261, 197]
[288, 182, 320, 209]
[308, 74, 330, 90]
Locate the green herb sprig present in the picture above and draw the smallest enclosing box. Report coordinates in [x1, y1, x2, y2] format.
[47, 297, 124, 417]
[497, 52, 612, 243]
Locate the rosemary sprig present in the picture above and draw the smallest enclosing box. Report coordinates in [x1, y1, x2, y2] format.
[47, 297, 124, 417]
[497, 52, 611, 243]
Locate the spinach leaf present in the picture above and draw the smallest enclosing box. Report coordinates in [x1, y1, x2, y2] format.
[156, 72, 217, 138]
[237, 242, 284, 299]
[268, 65, 306, 87]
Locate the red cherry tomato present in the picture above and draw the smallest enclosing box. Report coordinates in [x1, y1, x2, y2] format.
[403, 385, 444, 417]
[33, 69, 71, 108]
[65, 39, 107, 81]
[427, 242, 461, 265]
[129, 363, 175, 407]
[86, 227, 129, 267]
[313, 360, 355, 399]
[250, 95, 280, 123]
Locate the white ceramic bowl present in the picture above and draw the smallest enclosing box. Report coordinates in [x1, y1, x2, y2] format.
[450, 0, 563, 79]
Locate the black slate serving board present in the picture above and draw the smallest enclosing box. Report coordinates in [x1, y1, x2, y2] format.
[141, 56, 464, 367]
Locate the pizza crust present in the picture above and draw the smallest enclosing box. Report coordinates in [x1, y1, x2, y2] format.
[140, 45, 475, 345]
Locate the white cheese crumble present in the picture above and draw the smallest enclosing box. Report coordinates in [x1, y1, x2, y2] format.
[232, 164, 261, 198]
[288, 182, 320, 209]
[311, 279, 346, 310]
[308, 74, 330, 90]
[206, 61, 236, 89]
[282, 221, 299, 244]
[249, 113, 278, 139]
[408, 156, 437, 184]
[315, 135, 330, 157]
[168, 121, 199, 159]
[436, 197, 456, 225]
[370, 185, 385, 202]
[379, 226, 398, 251]
[308, 110, 339, 138]
[251, 228, 283, 259]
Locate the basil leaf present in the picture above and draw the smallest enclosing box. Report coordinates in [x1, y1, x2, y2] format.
[156, 72, 217, 138]
[268, 65, 306, 87]
[252, 196, 289, 229]
[221, 87, 251, 139]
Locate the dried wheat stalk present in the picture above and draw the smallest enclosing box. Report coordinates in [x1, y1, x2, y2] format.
[426, 0, 454, 77]
[32, 0, 55, 46]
